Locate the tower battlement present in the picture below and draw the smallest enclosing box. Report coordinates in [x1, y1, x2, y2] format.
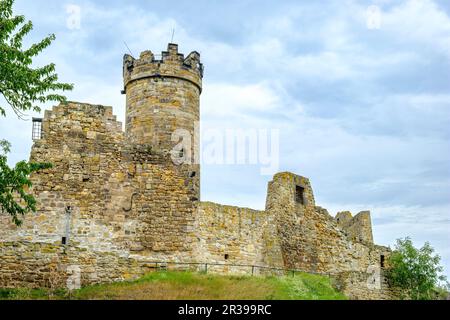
[123, 43, 203, 94]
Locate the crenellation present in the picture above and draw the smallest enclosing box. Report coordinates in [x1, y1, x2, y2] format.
[123, 43, 203, 95]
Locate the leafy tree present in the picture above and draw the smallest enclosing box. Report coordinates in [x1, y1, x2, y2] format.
[388, 237, 447, 300]
[0, 140, 52, 226]
[0, 0, 71, 225]
[0, 0, 73, 119]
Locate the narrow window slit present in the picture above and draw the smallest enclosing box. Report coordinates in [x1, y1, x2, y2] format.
[295, 185, 305, 205]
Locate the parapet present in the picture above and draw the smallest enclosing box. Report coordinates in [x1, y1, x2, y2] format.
[122, 43, 203, 93]
[32, 101, 123, 147]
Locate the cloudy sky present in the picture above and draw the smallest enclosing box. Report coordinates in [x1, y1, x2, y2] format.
[1, 0, 449, 278]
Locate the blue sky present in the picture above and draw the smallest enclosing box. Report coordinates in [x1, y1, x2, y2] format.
[1, 0, 449, 278]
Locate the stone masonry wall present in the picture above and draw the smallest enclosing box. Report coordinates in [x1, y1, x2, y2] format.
[0, 102, 125, 249]
[0, 101, 198, 261]
[120, 146, 198, 257]
[1, 44, 204, 286]
[265, 172, 397, 298]
[0, 101, 200, 287]
[0, 241, 150, 289]
[334, 270, 400, 300]
[336, 211, 374, 244]
[265, 172, 385, 274]
[192, 202, 283, 274]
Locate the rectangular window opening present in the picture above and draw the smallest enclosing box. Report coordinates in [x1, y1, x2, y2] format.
[380, 255, 385, 268]
[224, 254, 229, 260]
[32, 118, 43, 140]
[295, 185, 305, 205]
[62, 237, 67, 245]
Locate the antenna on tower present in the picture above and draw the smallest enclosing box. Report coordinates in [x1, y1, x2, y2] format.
[123, 41, 134, 56]
[171, 28, 175, 43]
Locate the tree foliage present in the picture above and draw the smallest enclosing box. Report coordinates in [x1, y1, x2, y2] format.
[0, 140, 52, 226]
[388, 237, 447, 300]
[1, 0, 68, 225]
[0, 0, 73, 119]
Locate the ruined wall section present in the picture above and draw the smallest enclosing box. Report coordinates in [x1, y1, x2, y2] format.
[265, 172, 386, 274]
[265, 172, 398, 299]
[0, 101, 201, 258]
[0, 101, 200, 288]
[336, 211, 374, 244]
[192, 202, 283, 273]
[334, 267, 400, 300]
[0, 241, 150, 289]
[0, 102, 128, 251]
[0, 102, 153, 287]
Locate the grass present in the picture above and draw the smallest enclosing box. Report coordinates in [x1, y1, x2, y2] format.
[0, 271, 347, 300]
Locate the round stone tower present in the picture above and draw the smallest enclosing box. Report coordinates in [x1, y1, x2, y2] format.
[123, 43, 203, 159]
[122, 43, 203, 254]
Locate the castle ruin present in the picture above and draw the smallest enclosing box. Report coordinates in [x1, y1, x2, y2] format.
[0, 44, 398, 299]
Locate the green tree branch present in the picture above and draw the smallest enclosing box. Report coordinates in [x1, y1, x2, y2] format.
[0, 0, 73, 119]
[0, 0, 71, 225]
[388, 237, 447, 300]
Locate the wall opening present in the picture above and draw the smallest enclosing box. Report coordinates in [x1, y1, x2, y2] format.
[295, 185, 305, 205]
[380, 255, 385, 268]
[224, 254, 229, 260]
[64, 206, 72, 246]
[32, 118, 43, 140]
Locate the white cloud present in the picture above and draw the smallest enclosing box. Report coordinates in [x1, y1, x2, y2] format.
[201, 83, 281, 117]
[383, 0, 450, 56]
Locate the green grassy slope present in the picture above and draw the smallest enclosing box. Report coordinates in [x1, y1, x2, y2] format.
[0, 271, 347, 300]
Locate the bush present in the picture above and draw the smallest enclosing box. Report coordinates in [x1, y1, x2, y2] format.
[388, 237, 447, 300]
